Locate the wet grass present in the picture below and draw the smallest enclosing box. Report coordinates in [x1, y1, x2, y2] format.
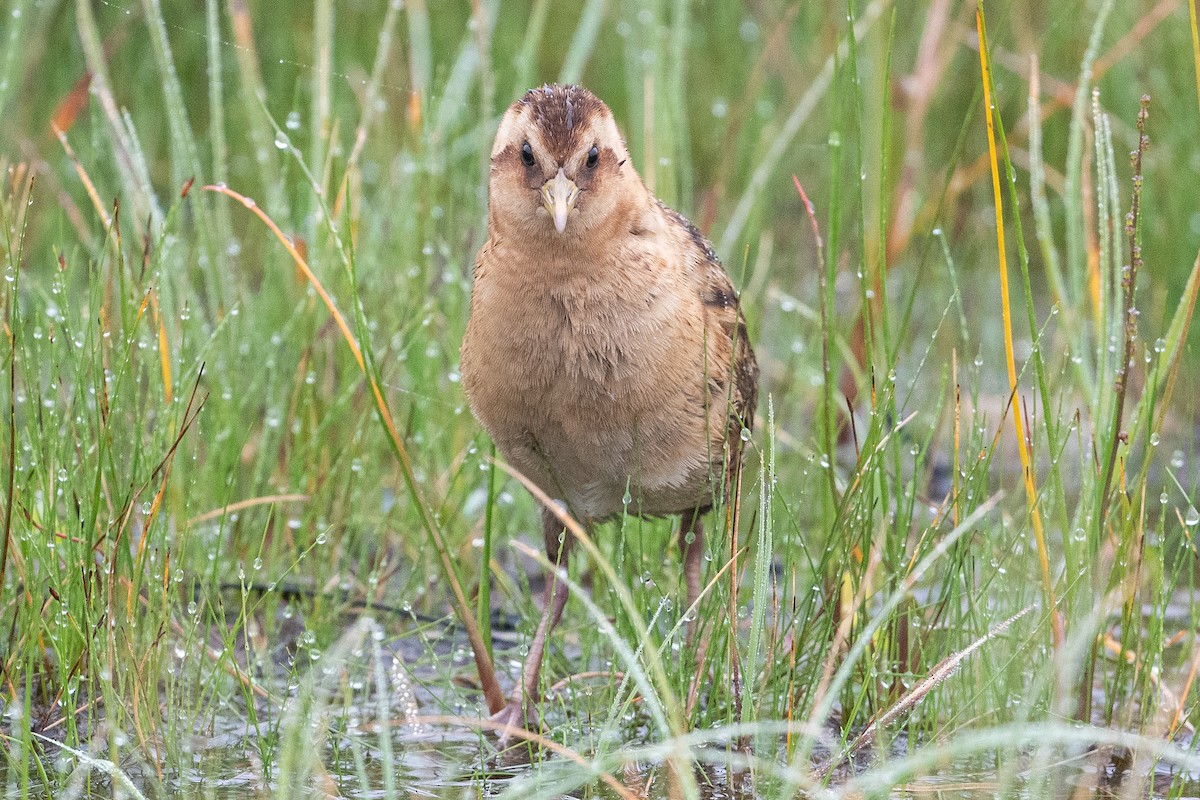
[3, 0, 1200, 797]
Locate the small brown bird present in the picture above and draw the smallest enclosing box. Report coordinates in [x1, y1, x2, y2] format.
[461, 84, 758, 732]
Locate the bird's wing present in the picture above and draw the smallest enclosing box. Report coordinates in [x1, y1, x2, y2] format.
[657, 201, 759, 441]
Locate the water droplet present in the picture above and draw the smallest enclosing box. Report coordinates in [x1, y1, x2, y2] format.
[1186, 506, 1199, 527]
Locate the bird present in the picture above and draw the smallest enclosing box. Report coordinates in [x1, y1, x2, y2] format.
[460, 84, 758, 735]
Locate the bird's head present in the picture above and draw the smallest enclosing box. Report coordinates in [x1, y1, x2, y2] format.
[487, 84, 640, 239]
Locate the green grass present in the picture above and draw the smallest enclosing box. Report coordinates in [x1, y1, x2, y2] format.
[3, 0, 1200, 797]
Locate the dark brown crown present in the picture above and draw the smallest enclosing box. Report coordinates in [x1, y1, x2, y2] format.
[518, 84, 606, 156]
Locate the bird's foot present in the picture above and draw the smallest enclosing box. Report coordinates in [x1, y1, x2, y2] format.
[489, 697, 539, 746]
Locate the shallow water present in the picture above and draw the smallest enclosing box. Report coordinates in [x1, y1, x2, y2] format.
[9, 589, 1200, 799]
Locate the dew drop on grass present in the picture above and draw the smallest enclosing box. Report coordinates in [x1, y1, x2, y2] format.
[1161, 492, 1169, 505]
[1187, 506, 1200, 527]
[285, 111, 301, 130]
[1150, 432, 1160, 446]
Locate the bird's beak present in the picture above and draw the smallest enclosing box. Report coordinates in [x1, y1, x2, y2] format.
[540, 168, 579, 233]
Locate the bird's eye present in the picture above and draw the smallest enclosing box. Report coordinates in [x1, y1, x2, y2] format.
[521, 141, 535, 166]
[586, 145, 599, 169]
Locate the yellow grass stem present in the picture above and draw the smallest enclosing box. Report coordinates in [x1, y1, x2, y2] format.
[150, 290, 173, 404]
[1190, 0, 1200, 114]
[204, 184, 506, 715]
[51, 123, 111, 229]
[207, 186, 361, 368]
[188, 494, 309, 525]
[975, 3, 1062, 647]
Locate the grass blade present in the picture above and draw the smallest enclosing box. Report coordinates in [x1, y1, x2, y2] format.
[975, 0, 1060, 647]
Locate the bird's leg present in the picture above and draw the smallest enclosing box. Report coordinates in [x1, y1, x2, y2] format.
[679, 508, 704, 645]
[493, 506, 573, 739]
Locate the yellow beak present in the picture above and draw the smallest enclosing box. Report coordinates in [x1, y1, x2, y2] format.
[540, 168, 579, 233]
